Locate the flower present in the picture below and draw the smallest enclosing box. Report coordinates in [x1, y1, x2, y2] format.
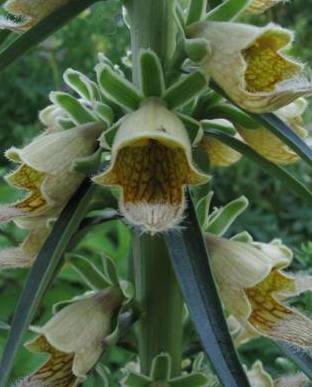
[21, 288, 123, 386]
[237, 98, 308, 164]
[200, 119, 242, 167]
[207, 234, 312, 347]
[188, 22, 312, 113]
[246, 361, 273, 387]
[0, 0, 69, 32]
[2, 122, 103, 222]
[93, 99, 209, 233]
[246, 0, 287, 14]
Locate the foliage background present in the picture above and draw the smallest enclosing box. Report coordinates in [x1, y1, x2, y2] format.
[0, 0, 311, 384]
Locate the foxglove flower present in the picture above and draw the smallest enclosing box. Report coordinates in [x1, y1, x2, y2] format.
[246, 0, 287, 14]
[188, 22, 312, 113]
[0, 0, 69, 32]
[207, 234, 312, 347]
[2, 123, 103, 222]
[94, 99, 209, 233]
[21, 288, 123, 386]
[238, 98, 308, 164]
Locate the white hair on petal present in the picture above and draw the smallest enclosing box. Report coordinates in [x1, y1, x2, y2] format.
[0, 206, 25, 223]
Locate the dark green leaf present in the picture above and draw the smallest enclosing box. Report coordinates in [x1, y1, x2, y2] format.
[140, 49, 165, 97]
[0, 0, 102, 73]
[165, 192, 250, 387]
[206, 0, 251, 21]
[186, 0, 207, 25]
[0, 178, 97, 386]
[276, 342, 312, 380]
[204, 130, 312, 206]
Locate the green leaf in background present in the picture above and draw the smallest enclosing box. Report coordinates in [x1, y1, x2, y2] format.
[0, 178, 97, 387]
[204, 130, 312, 206]
[165, 191, 250, 387]
[0, 0, 103, 73]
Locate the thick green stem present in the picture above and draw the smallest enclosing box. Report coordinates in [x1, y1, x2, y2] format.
[133, 233, 183, 377]
[126, 0, 183, 377]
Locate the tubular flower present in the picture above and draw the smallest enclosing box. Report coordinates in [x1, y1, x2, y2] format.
[237, 98, 308, 164]
[188, 22, 312, 113]
[200, 120, 242, 167]
[207, 234, 312, 347]
[22, 288, 123, 386]
[1, 123, 103, 223]
[93, 99, 209, 233]
[246, 361, 273, 387]
[0, 0, 69, 32]
[246, 0, 287, 14]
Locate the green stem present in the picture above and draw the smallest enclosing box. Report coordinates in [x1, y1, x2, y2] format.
[133, 233, 183, 377]
[126, 0, 183, 377]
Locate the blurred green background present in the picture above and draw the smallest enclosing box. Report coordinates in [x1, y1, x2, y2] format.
[0, 0, 312, 384]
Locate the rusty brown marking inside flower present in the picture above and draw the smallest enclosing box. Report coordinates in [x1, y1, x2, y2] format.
[7, 164, 47, 213]
[26, 336, 76, 387]
[243, 31, 299, 93]
[246, 270, 295, 332]
[105, 140, 195, 206]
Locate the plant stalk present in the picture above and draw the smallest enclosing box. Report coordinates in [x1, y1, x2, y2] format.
[126, 0, 183, 377]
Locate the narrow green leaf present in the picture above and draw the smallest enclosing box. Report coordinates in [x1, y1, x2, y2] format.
[0, 30, 10, 48]
[64, 68, 99, 102]
[201, 119, 236, 135]
[170, 373, 209, 387]
[204, 130, 312, 205]
[206, 0, 252, 21]
[164, 72, 207, 109]
[0, 179, 97, 386]
[186, 0, 207, 25]
[276, 342, 312, 380]
[140, 49, 165, 97]
[96, 64, 142, 111]
[204, 104, 259, 129]
[177, 113, 203, 145]
[94, 102, 114, 126]
[165, 192, 250, 387]
[0, 0, 102, 73]
[66, 253, 111, 290]
[50, 92, 97, 124]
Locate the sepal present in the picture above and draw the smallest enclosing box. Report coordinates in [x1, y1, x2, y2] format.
[186, 0, 207, 25]
[139, 49, 165, 98]
[64, 68, 101, 102]
[99, 121, 121, 149]
[71, 148, 102, 174]
[185, 38, 210, 62]
[163, 71, 207, 109]
[205, 195, 249, 235]
[50, 92, 97, 125]
[96, 64, 143, 111]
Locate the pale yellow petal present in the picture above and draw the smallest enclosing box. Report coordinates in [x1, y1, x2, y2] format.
[247, 361, 273, 387]
[246, 0, 287, 14]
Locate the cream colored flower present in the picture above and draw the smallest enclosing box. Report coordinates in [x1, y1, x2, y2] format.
[1, 122, 103, 222]
[207, 233, 312, 347]
[93, 99, 209, 233]
[246, 0, 288, 14]
[200, 119, 242, 167]
[0, 0, 69, 32]
[188, 22, 312, 113]
[247, 361, 273, 387]
[22, 288, 123, 386]
[237, 98, 308, 164]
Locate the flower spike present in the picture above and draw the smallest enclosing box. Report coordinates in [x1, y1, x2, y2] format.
[94, 98, 209, 233]
[188, 22, 312, 113]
